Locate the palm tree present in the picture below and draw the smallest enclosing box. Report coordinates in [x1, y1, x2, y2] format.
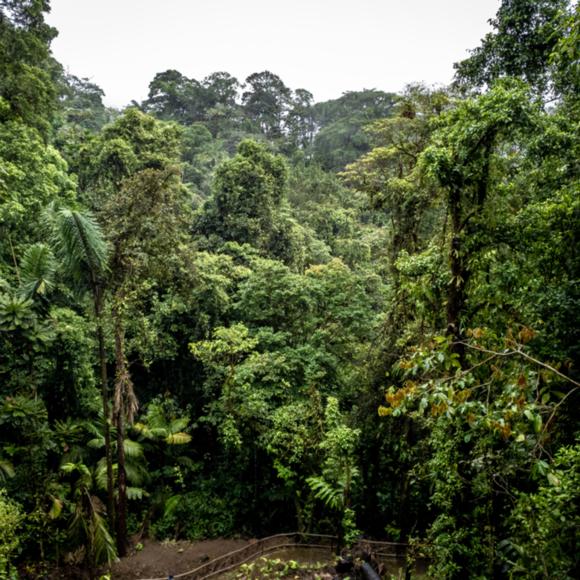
[45, 205, 116, 531]
[61, 462, 117, 577]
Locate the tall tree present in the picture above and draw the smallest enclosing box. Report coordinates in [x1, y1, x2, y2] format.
[312, 90, 396, 170]
[143, 69, 206, 125]
[421, 80, 537, 361]
[198, 139, 288, 251]
[341, 85, 447, 264]
[57, 73, 111, 131]
[242, 71, 292, 138]
[286, 88, 316, 151]
[82, 109, 190, 555]
[0, 0, 75, 270]
[454, 0, 572, 96]
[105, 166, 189, 555]
[46, 206, 115, 532]
[0, 0, 58, 135]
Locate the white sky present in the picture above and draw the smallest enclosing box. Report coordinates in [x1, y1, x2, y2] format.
[46, 0, 500, 108]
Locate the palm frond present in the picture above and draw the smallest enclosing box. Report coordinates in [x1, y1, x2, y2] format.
[94, 458, 109, 491]
[87, 494, 117, 565]
[19, 243, 56, 298]
[87, 437, 105, 449]
[60, 462, 78, 474]
[54, 418, 87, 442]
[149, 427, 169, 438]
[46, 204, 109, 288]
[85, 420, 106, 437]
[124, 460, 149, 486]
[123, 438, 143, 458]
[132, 422, 150, 436]
[0, 277, 11, 293]
[69, 497, 90, 541]
[133, 423, 168, 440]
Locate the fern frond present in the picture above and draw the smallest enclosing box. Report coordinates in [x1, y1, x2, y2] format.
[306, 476, 344, 511]
[126, 486, 148, 500]
[176, 456, 196, 468]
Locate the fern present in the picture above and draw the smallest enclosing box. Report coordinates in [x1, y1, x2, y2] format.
[126, 486, 148, 500]
[306, 476, 344, 511]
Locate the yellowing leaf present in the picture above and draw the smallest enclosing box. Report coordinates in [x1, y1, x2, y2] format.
[165, 432, 192, 445]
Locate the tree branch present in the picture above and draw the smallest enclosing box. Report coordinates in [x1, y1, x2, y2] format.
[456, 341, 580, 388]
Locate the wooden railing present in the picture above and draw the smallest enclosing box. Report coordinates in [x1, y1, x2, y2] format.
[135, 533, 413, 580]
[135, 532, 336, 580]
[358, 538, 410, 560]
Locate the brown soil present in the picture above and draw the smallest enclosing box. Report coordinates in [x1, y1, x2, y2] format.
[111, 538, 250, 580]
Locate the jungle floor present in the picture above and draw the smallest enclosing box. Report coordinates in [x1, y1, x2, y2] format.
[111, 538, 251, 579]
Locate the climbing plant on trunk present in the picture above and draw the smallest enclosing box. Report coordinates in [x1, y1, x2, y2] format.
[420, 79, 538, 364]
[102, 167, 190, 556]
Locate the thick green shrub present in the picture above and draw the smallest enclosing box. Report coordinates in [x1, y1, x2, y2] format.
[152, 489, 236, 541]
[506, 444, 580, 578]
[0, 490, 23, 578]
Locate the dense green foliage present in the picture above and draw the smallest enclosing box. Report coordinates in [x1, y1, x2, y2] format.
[0, 1, 578, 578]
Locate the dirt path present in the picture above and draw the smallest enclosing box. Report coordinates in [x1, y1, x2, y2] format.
[112, 538, 250, 580]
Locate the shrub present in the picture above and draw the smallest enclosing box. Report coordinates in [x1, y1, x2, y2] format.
[505, 444, 580, 578]
[0, 490, 24, 578]
[152, 489, 236, 541]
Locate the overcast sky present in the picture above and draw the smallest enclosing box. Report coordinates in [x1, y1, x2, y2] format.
[46, 0, 500, 108]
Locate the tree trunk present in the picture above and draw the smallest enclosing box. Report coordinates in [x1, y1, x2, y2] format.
[446, 187, 468, 366]
[113, 305, 130, 558]
[94, 288, 115, 530]
[115, 405, 128, 557]
[446, 143, 491, 367]
[112, 298, 138, 558]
